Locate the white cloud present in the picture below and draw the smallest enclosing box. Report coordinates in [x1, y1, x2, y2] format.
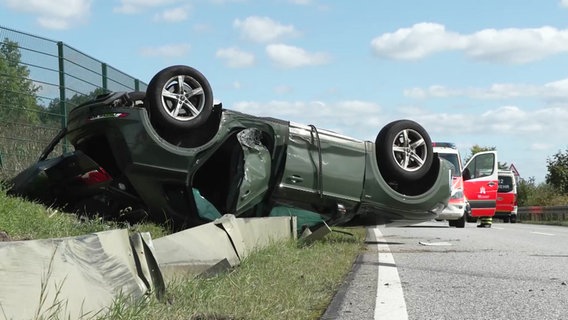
[139, 43, 190, 57]
[4, 0, 92, 29]
[114, 0, 179, 14]
[404, 78, 568, 100]
[231, 100, 382, 138]
[234, 16, 298, 43]
[266, 44, 330, 68]
[216, 47, 255, 68]
[465, 27, 568, 63]
[371, 23, 465, 60]
[480, 105, 527, 123]
[229, 97, 568, 143]
[371, 23, 568, 64]
[154, 6, 189, 22]
[405, 104, 568, 140]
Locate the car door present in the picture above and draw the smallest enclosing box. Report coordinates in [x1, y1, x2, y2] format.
[463, 151, 498, 218]
[272, 123, 365, 210]
[233, 128, 272, 214]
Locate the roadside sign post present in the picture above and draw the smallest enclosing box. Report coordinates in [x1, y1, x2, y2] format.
[509, 164, 520, 177]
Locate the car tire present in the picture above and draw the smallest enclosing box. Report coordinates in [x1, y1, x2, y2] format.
[510, 214, 517, 223]
[146, 65, 213, 131]
[375, 119, 433, 182]
[455, 214, 466, 228]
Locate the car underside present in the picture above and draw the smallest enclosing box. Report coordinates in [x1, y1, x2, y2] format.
[7, 65, 452, 231]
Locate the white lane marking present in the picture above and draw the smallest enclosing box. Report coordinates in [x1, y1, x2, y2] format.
[531, 231, 555, 236]
[418, 241, 452, 246]
[374, 228, 408, 320]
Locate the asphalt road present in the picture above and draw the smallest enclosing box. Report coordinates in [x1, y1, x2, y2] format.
[322, 221, 568, 320]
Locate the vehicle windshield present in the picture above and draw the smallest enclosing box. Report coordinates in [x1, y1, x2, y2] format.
[438, 153, 461, 177]
[498, 176, 514, 192]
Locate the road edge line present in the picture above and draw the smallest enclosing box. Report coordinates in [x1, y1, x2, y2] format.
[373, 227, 409, 320]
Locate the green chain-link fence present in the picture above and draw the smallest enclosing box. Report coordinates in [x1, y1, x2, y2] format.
[0, 25, 147, 180]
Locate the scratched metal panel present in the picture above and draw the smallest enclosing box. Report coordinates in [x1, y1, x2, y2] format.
[130, 232, 165, 300]
[152, 215, 296, 280]
[237, 216, 296, 255]
[0, 229, 150, 319]
[217, 215, 296, 259]
[214, 215, 247, 260]
[152, 220, 240, 280]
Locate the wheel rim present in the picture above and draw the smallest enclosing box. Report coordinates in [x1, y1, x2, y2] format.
[391, 128, 428, 172]
[160, 75, 205, 122]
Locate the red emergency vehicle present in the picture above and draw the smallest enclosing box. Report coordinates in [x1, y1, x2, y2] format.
[462, 151, 499, 227]
[495, 170, 518, 223]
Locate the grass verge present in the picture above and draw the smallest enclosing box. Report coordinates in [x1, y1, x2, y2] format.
[0, 187, 168, 240]
[0, 188, 366, 319]
[107, 229, 365, 320]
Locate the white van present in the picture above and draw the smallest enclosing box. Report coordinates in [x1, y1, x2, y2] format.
[433, 142, 467, 228]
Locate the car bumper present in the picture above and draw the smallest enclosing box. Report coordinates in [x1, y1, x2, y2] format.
[437, 202, 466, 220]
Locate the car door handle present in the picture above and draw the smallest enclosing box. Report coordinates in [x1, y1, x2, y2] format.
[488, 181, 496, 187]
[287, 175, 303, 183]
[240, 190, 251, 199]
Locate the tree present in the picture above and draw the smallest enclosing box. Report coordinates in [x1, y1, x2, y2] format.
[463, 144, 508, 169]
[545, 148, 568, 194]
[0, 38, 42, 124]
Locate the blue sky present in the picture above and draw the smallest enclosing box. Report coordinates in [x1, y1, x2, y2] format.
[2, 0, 568, 182]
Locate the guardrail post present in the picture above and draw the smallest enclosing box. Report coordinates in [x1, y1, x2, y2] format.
[57, 42, 67, 153]
[102, 63, 107, 91]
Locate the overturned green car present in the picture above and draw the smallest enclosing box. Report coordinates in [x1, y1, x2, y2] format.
[8, 65, 451, 230]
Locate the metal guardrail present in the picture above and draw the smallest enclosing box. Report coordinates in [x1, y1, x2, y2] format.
[517, 206, 568, 222]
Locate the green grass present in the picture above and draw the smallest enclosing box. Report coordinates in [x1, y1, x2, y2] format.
[0, 188, 366, 319]
[103, 229, 365, 320]
[0, 187, 168, 240]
